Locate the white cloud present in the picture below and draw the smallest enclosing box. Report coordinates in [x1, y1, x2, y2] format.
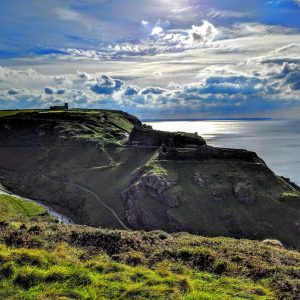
[55, 7, 98, 30]
[189, 21, 218, 42]
[1, 49, 299, 117]
[151, 26, 164, 36]
[141, 20, 149, 26]
[208, 9, 248, 19]
[1, 18, 300, 117]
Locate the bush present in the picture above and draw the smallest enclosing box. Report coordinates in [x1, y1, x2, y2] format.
[0, 262, 15, 279]
[175, 247, 215, 270]
[213, 261, 228, 275]
[112, 251, 146, 266]
[13, 249, 49, 266]
[14, 266, 46, 289]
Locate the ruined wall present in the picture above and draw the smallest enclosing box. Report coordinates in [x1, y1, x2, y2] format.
[128, 126, 206, 147]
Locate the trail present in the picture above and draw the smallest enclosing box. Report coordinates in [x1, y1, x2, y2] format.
[0, 188, 74, 224]
[42, 175, 130, 230]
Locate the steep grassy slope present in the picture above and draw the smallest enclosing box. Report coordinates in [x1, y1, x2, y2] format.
[0, 109, 299, 248]
[0, 194, 54, 223]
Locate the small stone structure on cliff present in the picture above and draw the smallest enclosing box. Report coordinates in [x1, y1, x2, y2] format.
[50, 103, 69, 110]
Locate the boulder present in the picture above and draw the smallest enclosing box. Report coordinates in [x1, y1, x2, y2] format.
[233, 181, 255, 205]
[193, 172, 209, 187]
[262, 239, 284, 248]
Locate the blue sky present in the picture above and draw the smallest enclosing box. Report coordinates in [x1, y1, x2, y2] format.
[0, 0, 300, 119]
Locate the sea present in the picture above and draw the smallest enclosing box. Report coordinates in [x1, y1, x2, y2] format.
[145, 119, 300, 186]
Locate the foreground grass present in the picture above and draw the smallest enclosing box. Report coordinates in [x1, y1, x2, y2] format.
[0, 222, 299, 299]
[0, 182, 299, 299]
[0, 243, 274, 300]
[0, 194, 54, 223]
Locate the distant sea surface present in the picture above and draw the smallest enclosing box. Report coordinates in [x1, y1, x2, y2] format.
[145, 119, 300, 186]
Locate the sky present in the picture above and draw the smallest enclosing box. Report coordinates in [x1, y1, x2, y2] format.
[0, 0, 300, 119]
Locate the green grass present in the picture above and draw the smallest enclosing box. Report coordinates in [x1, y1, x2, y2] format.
[0, 109, 135, 133]
[0, 194, 54, 223]
[0, 243, 275, 300]
[280, 192, 300, 200]
[0, 110, 42, 118]
[0, 222, 299, 299]
[0, 109, 136, 148]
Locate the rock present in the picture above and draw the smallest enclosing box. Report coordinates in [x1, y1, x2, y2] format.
[262, 239, 284, 248]
[293, 220, 300, 235]
[194, 172, 208, 187]
[164, 191, 181, 208]
[233, 181, 255, 205]
[139, 172, 176, 194]
[122, 171, 182, 230]
[212, 191, 224, 201]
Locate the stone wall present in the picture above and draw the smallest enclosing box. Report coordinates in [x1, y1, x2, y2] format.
[128, 126, 206, 147]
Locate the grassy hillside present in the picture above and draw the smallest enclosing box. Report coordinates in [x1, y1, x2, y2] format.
[0, 220, 299, 299]
[0, 110, 42, 118]
[0, 194, 55, 223]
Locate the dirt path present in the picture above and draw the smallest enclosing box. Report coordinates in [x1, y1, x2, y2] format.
[42, 175, 130, 230]
[0, 188, 74, 224]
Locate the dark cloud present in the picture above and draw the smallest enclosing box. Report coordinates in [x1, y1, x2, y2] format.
[7, 88, 19, 95]
[44, 87, 55, 95]
[141, 86, 166, 95]
[90, 75, 123, 95]
[56, 89, 65, 95]
[124, 85, 140, 96]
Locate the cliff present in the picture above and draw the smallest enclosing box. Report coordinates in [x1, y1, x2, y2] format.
[0, 109, 299, 249]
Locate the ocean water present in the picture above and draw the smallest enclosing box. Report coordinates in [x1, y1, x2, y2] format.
[145, 120, 300, 186]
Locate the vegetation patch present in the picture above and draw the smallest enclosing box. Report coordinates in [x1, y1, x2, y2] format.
[0, 220, 298, 299]
[280, 192, 300, 201]
[0, 243, 275, 300]
[0, 194, 54, 223]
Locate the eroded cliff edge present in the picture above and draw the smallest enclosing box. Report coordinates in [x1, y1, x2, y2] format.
[0, 110, 299, 248]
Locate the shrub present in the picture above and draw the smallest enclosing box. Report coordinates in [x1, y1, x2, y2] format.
[213, 261, 228, 275]
[12, 249, 49, 266]
[0, 262, 15, 279]
[112, 251, 146, 266]
[175, 247, 215, 270]
[0, 221, 9, 228]
[14, 266, 46, 289]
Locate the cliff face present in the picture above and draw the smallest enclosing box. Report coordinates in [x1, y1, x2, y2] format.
[0, 110, 299, 248]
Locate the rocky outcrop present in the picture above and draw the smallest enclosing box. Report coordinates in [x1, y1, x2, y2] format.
[212, 191, 225, 202]
[193, 173, 209, 187]
[294, 220, 300, 235]
[261, 239, 284, 248]
[139, 172, 177, 195]
[122, 171, 182, 231]
[233, 181, 255, 205]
